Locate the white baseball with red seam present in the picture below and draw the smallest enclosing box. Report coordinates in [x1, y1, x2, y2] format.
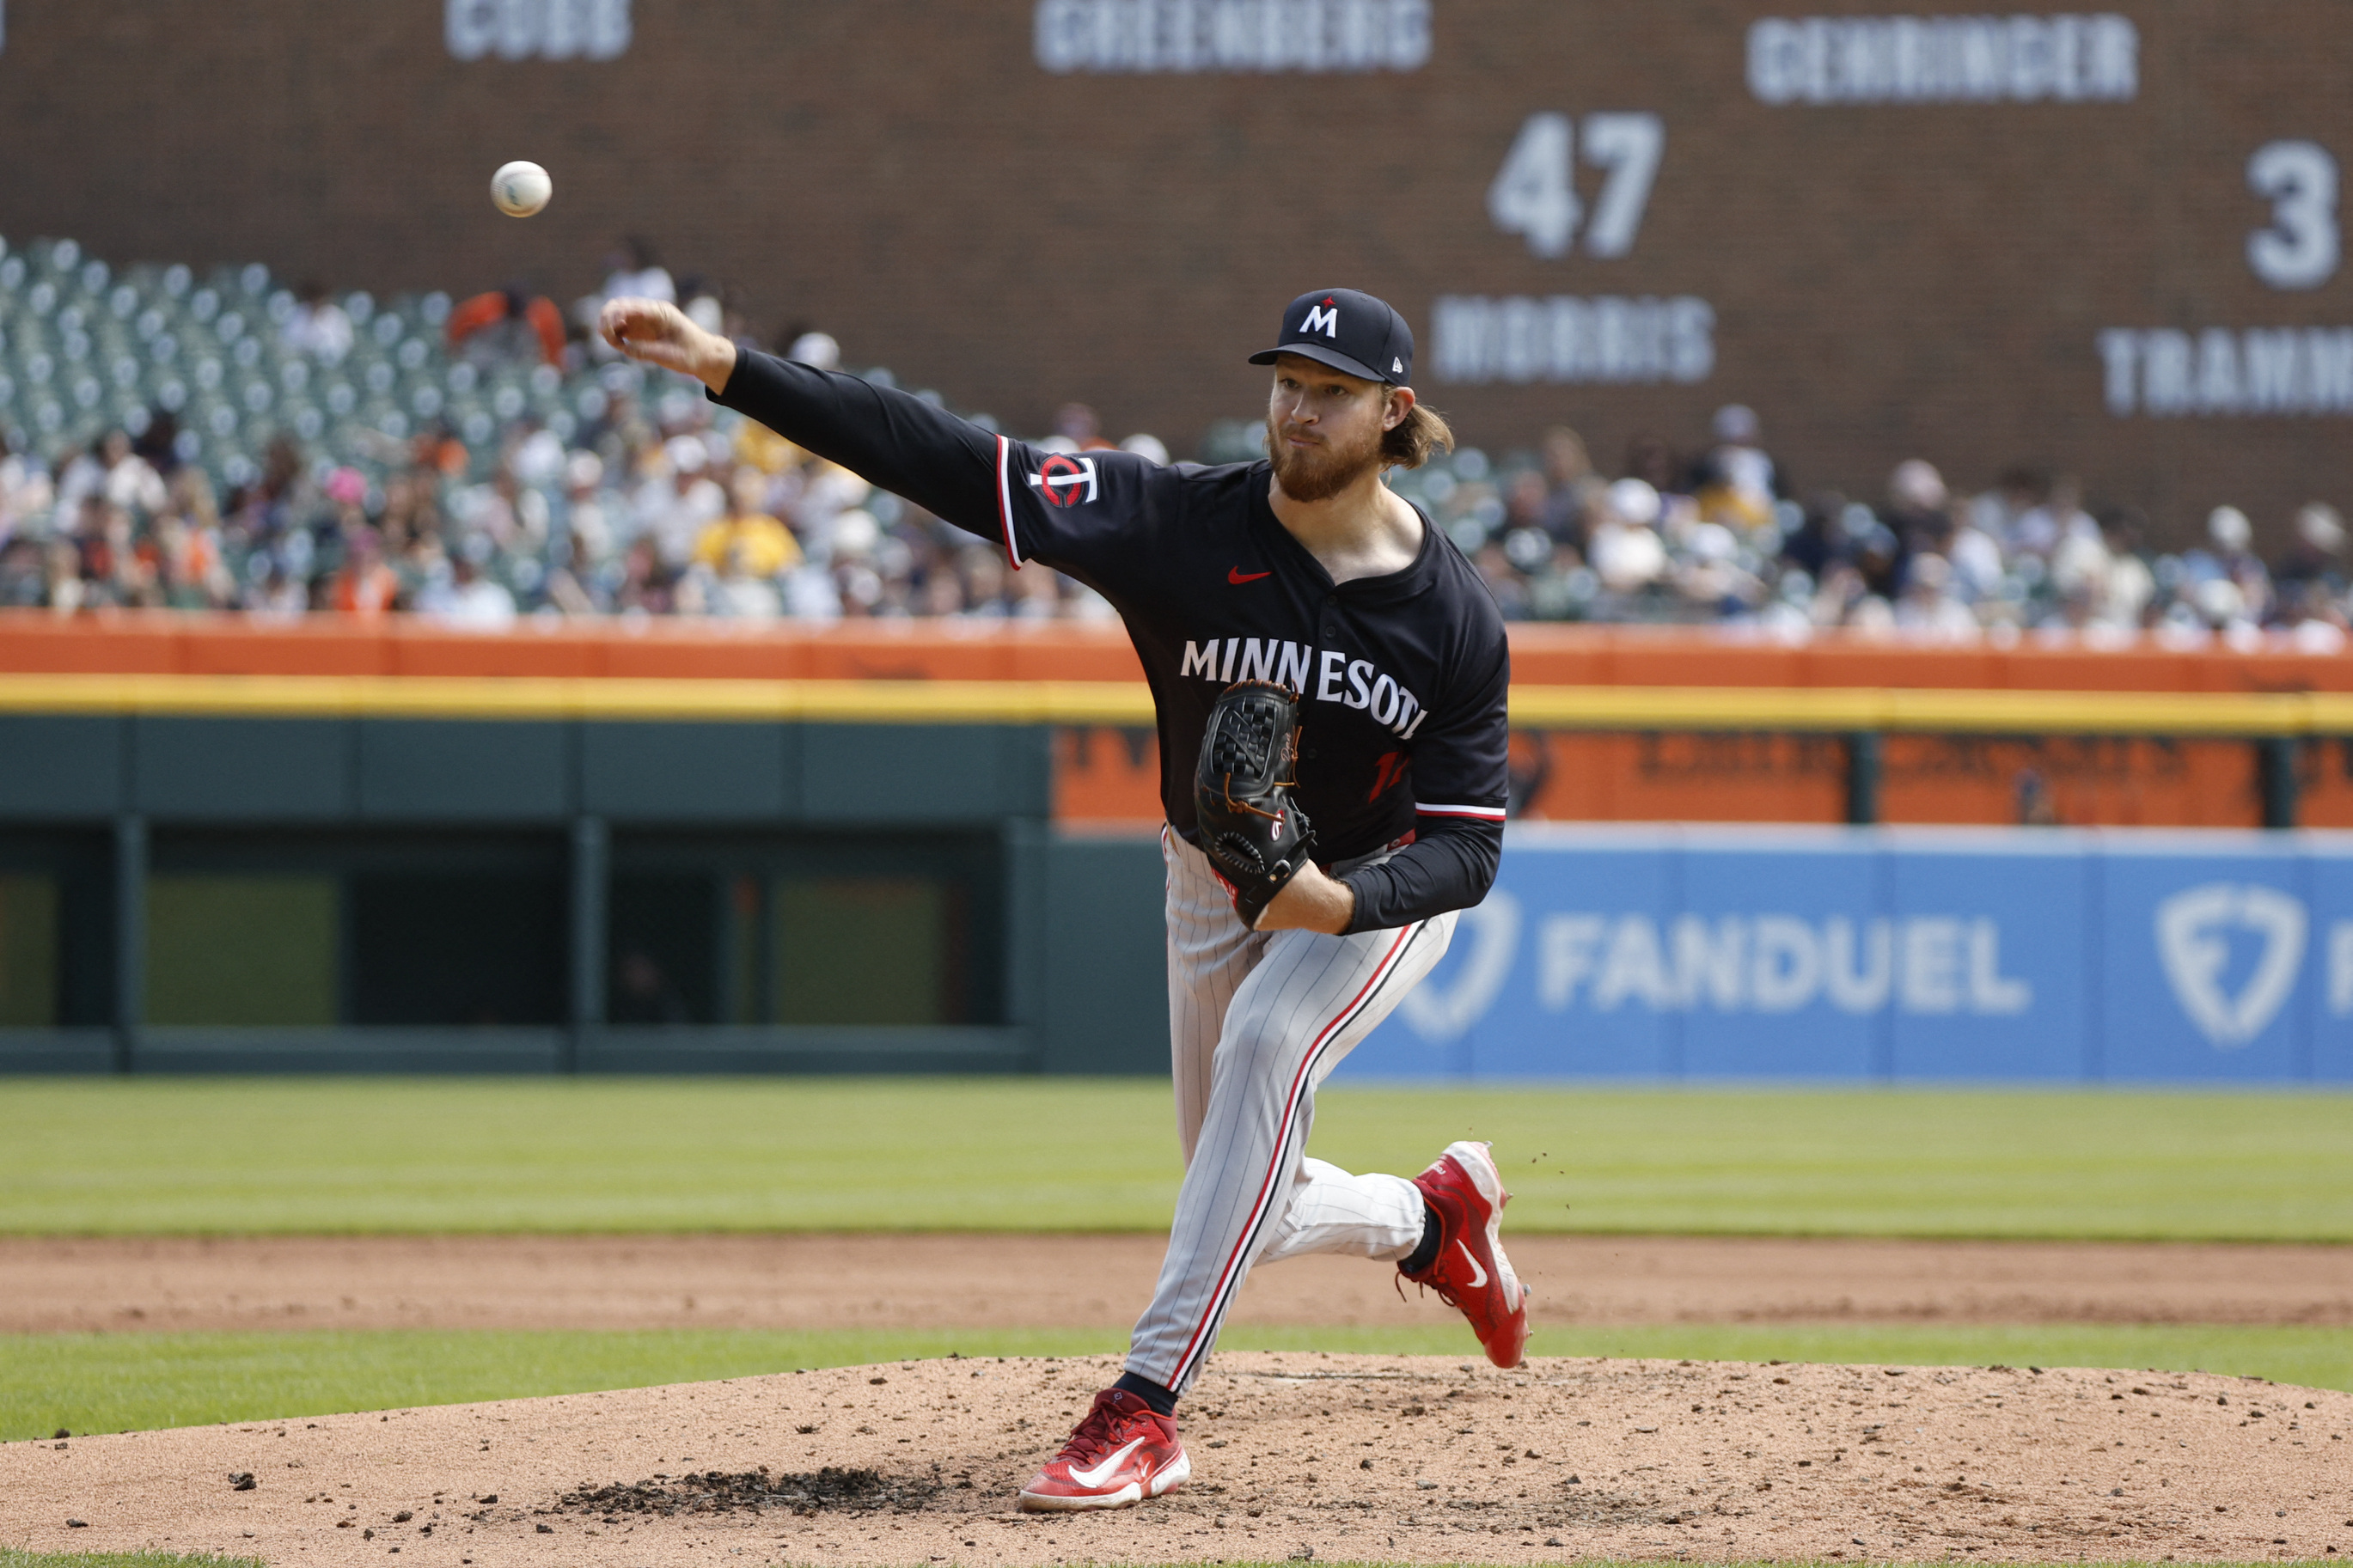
[490, 161, 553, 217]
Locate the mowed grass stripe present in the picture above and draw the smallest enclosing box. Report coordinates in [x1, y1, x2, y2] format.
[3, 1079, 2349, 1241]
[8, 1323, 2349, 1443]
[1, 1558, 2340, 1568]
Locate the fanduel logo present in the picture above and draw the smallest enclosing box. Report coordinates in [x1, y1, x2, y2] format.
[2154, 883, 2307, 1049]
[1537, 913, 2032, 1016]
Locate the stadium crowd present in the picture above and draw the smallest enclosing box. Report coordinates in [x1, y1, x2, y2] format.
[0, 241, 2344, 645]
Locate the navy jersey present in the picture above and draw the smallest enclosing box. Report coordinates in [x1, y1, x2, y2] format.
[714, 351, 1509, 932]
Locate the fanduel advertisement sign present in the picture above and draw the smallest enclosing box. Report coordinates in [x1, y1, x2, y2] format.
[1342, 827, 2353, 1083]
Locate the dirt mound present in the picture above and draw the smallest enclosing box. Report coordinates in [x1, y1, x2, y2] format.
[2, 1353, 2346, 1565]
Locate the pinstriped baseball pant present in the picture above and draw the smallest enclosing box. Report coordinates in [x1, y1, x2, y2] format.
[1125, 831, 1458, 1395]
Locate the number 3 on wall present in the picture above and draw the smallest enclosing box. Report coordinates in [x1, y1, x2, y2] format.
[1488, 112, 1663, 259]
[2246, 140, 2340, 290]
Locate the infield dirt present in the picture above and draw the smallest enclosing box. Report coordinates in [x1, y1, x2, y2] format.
[4, 1352, 2349, 1565]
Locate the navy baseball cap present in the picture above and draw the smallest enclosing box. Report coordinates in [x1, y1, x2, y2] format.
[1248, 288, 1415, 385]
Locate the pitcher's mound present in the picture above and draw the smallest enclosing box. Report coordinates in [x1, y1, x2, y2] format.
[3, 1353, 2345, 1564]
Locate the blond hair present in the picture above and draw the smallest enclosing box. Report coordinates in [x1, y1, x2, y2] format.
[1381, 400, 1453, 470]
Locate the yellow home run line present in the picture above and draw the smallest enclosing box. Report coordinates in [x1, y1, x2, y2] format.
[0, 674, 2348, 735]
[0, 674, 1158, 724]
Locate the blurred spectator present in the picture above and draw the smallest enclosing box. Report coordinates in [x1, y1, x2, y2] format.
[0, 431, 54, 544]
[448, 285, 566, 369]
[676, 273, 727, 336]
[10, 237, 2353, 646]
[1881, 459, 1947, 559]
[330, 526, 400, 616]
[2187, 505, 2275, 625]
[1895, 552, 1978, 639]
[422, 550, 516, 630]
[2274, 503, 2346, 591]
[694, 469, 801, 578]
[636, 436, 727, 567]
[1587, 478, 1668, 595]
[281, 279, 354, 363]
[1053, 404, 1117, 452]
[600, 236, 675, 307]
[1692, 403, 1779, 529]
[581, 235, 675, 353]
[2012, 473, 2097, 560]
[2098, 511, 2157, 630]
[1537, 426, 1599, 542]
[1971, 466, 2049, 555]
[785, 331, 842, 371]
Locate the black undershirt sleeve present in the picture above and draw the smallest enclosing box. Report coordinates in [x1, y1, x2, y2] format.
[1336, 815, 1503, 935]
[710, 350, 1005, 543]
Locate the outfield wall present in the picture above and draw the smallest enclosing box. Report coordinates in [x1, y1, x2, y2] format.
[5, 616, 2353, 1080]
[1342, 825, 2353, 1084]
[12, 614, 2353, 829]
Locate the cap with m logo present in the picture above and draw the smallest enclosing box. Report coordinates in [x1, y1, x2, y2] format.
[1248, 287, 1414, 385]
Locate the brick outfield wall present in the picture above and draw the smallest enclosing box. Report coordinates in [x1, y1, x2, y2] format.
[0, 3, 2347, 546]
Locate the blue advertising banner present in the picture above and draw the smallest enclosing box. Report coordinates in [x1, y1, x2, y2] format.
[1342, 827, 2353, 1083]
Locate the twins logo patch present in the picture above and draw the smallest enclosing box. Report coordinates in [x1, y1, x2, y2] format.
[1029, 455, 1098, 507]
[2154, 882, 2307, 1049]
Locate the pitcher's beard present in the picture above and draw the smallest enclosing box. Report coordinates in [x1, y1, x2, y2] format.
[1267, 416, 1383, 503]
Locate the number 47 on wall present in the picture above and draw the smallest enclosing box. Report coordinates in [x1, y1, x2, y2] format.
[1488, 112, 1664, 259]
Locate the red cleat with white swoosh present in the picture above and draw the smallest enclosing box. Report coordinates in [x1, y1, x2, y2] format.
[1017, 1389, 1190, 1511]
[1400, 1139, 1530, 1368]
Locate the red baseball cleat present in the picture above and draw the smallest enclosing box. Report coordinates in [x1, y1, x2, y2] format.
[1401, 1139, 1531, 1368]
[1017, 1388, 1191, 1512]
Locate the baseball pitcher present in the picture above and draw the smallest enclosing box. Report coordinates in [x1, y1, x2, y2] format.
[600, 284, 1528, 1513]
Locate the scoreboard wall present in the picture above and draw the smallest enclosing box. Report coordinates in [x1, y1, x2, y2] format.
[0, 2, 2345, 542]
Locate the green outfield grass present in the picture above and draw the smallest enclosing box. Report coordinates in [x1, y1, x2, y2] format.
[3, 1078, 2349, 1240]
[1, 1559, 2338, 1568]
[8, 1322, 2349, 1443]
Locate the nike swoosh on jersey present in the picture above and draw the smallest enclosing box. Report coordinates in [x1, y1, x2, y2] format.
[1227, 567, 1272, 584]
[1457, 1239, 1488, 1289]
[1068, 1436, 1151, 1488]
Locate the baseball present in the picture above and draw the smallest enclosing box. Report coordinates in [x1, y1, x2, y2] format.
[489, 160, 553, 217]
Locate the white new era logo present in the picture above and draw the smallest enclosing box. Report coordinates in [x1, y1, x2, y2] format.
[2155, 882, 2307, 1048]
[1392, 357, 1403, 374]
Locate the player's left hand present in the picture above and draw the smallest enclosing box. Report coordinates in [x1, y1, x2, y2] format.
[1253, 860, 1355, 934]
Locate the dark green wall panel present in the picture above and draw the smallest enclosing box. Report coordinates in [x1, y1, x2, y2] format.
[0, 717, 125, 817]
[800, 725, 1050, 822]
[131, 1028, 566, 1073]
[581, 723, 795, 821]
[132, 718, 353, 820]
[358, 721, 571, 821]
[0, 1028, 115, 1071]
[1039, 833, 1169, 1076]
[578, 1025, 1033, 1074]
